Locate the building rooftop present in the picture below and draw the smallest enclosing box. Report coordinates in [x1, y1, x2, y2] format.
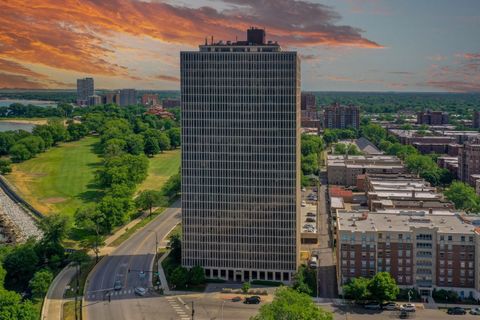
[337, 211, 476, 234]
[199, 27, 281, 52]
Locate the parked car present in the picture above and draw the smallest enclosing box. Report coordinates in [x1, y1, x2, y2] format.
[113, 280, 122, 291]
[364, 303, 381, 310]
[307, 213, 316, 217]
[306, 217, 316, 222]
[382, 302, 398, 310]
[244, 296, 260, 304]
[231, 296, 242, 302]
[313, 187, 318, 192]
[301, 187, 306, 192]
[134, 287, 147, 296]
[447, 307, 466, 315]
[470, 307, 480, 315]
[250, 295, 261, 302]
[399, 310, 410, 319]
[308, 256, 318, 268]
[400, 304, 416, 312]
[301, 201, 306, 207]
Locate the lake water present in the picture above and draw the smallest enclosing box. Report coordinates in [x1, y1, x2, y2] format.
[0, 99, 57, 107]
[0, 122, 35, 132]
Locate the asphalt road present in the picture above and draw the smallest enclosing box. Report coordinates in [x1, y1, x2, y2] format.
[83, 201, 181, 320]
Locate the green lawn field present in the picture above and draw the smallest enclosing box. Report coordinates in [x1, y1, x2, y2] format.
[6, 136, 102, 216]
[137, 149, 180, 192]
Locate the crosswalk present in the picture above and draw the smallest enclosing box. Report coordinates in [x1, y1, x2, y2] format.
[166, 296, 190, 320]
[86, 289, 134, 300]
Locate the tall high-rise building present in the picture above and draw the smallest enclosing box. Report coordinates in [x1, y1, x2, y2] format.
[323, 103, 360, 130]
[181, 28, 300, 282]
[119, 89, 137, 106]
[76, 77, 94, 106]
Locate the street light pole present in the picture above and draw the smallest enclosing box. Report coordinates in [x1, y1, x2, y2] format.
[221, 300, 226, 320]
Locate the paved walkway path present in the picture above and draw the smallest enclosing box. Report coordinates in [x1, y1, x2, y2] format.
[41, 208, 161, 320]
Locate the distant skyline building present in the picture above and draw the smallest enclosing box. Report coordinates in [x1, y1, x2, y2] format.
[101, 92, 120, 105]
[162, 98, 181, 109]
[76, 77, 94, 106]
[417, 110, 449, 125]
[87, 95, 101, 106]
[119, 89, 137, 107]
[323, 103, 360, 130]
[473, 111, 480, 129]
[181, 27, 300, 282]
[141, 94, 159, 106]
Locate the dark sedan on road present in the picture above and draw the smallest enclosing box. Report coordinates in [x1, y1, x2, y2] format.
[447, 307, 467, 315]
[244, 296, 261, 304]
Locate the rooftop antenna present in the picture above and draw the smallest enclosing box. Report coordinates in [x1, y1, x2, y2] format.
[205, 37, 207, 45]
[211, 35, 213, 45]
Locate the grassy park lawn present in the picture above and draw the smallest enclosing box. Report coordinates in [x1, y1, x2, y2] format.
[137, 149, 180, 192]
[6, 136, 102, 216]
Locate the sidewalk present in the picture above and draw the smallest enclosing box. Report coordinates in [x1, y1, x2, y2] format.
[157, 249, 172, 295]
[41, 209, 155, 320]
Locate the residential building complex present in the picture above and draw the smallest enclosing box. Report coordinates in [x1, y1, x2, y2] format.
[323, 103, 360, 130]
[119, 89, 137, 106]
[300, 92, 320, 130]
[102, 92, 120, 105]
[417, 110, 449, 125]
[181, 28, 300, 282]
[162, 98, 181, 108]
[459, 139, 480, 186]
[76, 77, 94, 106]
[337, 210, 479, 298]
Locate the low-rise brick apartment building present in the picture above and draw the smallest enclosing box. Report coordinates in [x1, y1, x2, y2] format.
[337, 210, 480, 299]
[459, 139, 480, 186]
[417, 110, 449, 125]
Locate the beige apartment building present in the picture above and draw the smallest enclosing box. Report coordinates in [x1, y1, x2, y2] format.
[337, 210, 480, 299]
[327, 155, 404, 187]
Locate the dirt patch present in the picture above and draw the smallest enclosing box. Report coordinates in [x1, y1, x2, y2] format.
[43, 197, 66, 204]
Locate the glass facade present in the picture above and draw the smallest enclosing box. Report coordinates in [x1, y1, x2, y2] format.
[180, 48, 300, 281]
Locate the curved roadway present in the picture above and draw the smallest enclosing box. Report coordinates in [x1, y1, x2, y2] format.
[83, 201, 181, 320]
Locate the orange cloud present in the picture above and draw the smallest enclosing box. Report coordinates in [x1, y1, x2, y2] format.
[0, 73, 45, 89]
[154, 74, 180, 82]
[0, 0, 381, 88]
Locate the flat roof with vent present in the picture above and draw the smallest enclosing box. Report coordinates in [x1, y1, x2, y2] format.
[337, 211, 475, 234]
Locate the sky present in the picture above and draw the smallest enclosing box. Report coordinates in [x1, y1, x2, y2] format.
[0, 0, 479, 92]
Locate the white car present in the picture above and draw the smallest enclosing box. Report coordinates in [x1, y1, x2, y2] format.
[470, 307, 480, 315]
[301, 201, 306, 207]
[134, 287, 147, 296]
[400, 303, 416, 312]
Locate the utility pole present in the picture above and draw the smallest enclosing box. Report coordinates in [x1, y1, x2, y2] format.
[191, 301, 194, 320]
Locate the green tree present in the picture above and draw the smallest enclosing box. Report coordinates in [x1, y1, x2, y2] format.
[252, 287, 332, 320]
[32, 125, 54, 148]
[135, 190, 166, 217]
[161, 172, 181, 198]
[168, 233, 181, 263]
[0, 289, 38, 320]
[241, 281, 251, 293]
[0, 132, 16, 155]
[189, 266, 205, 286]
[445, 181, 480, 212]
[9, 143, 31, 162]
[3, 240, 39, 290]
[29, 269, 53, 298]
[158, 132, 171, 152]
[0, 159, 12, 174]
[368, 272, 399, 302]
[39, 213, 69, 245]
[170, 266, 189, 289]
[322, 129, 337, 145]
[80, 235, 105, 263]
[301, 153, 318, 175]
[167, 127, 181, 149]
[17, 136, 45, 155]
[342, 277, 370, 301]
[125, 134, 144, 155]
[144, 136, 160, 156]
